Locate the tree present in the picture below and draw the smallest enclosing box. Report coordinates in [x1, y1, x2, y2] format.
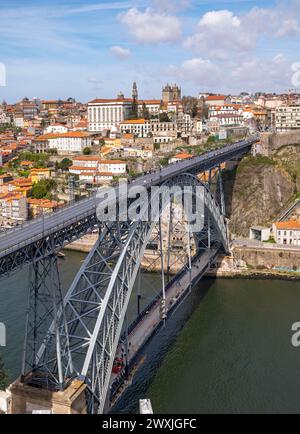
[83, 147, 92, 155]
[142, 103, 150, 120]
[0, 355, 8, 390]
[159, 112, 170, 122]
[29, 179, 57, 200]
[59, 158, 72, 171]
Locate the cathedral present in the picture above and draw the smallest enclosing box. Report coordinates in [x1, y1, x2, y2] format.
[162, 84, 182, 103]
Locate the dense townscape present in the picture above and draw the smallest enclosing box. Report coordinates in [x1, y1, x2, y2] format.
[1, 84, 300, 245]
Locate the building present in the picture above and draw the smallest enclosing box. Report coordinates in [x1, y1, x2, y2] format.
[79, 172, 113, 184]
[98, 160, 126, 175]
[30, 168, 51, 184]
[273, 221, 300, 245]
[71, 156, 100, 169]
[169, 153, 192, 164]
[120, 119, 151, 137]
[209, 113, 243, 127]
[205, 95, 231, 107]
[162, 84, 181, 103]
[35, 132, 92, 154]
[138, 100, 161, 117]
[27, 198, 58, 218]
[88, 97, 133, 132]
[250, 226, 271, 242]
[44, 124, 69, 134]
[275, 105, 300, 132]
[69, 157, 126, 177]
[0, 192, 28, 222]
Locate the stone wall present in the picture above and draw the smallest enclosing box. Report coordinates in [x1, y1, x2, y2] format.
[260, 131, 300, 156]
[233, 246, 300, 270]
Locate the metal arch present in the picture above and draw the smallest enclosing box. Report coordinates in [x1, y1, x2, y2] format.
[26, 173, 228, 414]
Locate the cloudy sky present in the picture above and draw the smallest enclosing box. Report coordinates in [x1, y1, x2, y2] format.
[0, 0, 300, 102]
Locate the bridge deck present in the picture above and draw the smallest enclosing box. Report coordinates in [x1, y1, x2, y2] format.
[0, 137, 256, 265]
[109, 247, 219, 404]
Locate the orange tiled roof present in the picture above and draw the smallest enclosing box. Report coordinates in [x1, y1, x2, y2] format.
[206, 95, 228, 101]
[89, 98, 133, 104]
[274, 221, 300, 230]
[73, 156, 100, 161]
[36, 131, 91, 141]
[121, 119, 147, 125]
[174, 153, 192, 160]
[27, 198, 58, 208]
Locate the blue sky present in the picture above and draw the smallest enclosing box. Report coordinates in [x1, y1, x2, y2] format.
[0, 0, 299, 102]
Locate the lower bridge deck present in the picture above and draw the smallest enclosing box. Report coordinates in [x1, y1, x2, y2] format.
[108, 247, 219, 408]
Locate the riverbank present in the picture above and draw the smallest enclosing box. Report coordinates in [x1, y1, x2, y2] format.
[206, 269, 300, 281]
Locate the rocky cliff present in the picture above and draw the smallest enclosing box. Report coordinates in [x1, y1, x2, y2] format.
[224, 148, 299, 237]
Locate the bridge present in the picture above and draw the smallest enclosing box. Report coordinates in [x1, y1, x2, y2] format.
[0, 136, 258, 414]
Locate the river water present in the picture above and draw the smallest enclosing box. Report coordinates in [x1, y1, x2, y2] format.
[1, 251, 300, 414]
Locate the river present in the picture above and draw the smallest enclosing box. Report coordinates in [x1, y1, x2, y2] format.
[1, 251, 300, 414]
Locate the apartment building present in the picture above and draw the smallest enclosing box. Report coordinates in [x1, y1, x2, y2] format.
[0, 192, 28, 222]
[275, 105, 300, 131]
[120, 119, 151, 137]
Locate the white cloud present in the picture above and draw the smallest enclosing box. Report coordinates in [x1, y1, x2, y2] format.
[184, 10, 253, 60]
[169, 57, 220, 87]
[110, 45, 131, 59]
[118, 7, 181, 43]
[169, 54, 293, 93]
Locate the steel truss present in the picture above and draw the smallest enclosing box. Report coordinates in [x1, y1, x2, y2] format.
[21, 173, 228, 414]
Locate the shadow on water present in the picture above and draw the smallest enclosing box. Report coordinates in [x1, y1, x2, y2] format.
[111, 276, 217, 414]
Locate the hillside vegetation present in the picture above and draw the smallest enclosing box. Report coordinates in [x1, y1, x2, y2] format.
[224, 145, 300, 237]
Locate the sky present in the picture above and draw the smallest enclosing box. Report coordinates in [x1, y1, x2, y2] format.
[0, 0, 300, 102]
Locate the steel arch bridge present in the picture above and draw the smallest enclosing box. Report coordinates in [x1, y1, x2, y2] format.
[0, 136, 258, 413]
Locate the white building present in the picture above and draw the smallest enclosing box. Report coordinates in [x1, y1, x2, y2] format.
[88, 97, 133, 132]
[71, 156, 100, 169]
[138, 100, 161, 116]
[79, 172, 113, 184]
[35, 132, 92, 154]
[44, 124, 69, 134]
[98, 160, 126, 175]
[273, 221, 300, 245]
[209, 113, 243, 127]
[275, 105, 300, 131]
[120, 119, 151, 137]
[69, 157, 126, 176]
[169, 153, 192, 164]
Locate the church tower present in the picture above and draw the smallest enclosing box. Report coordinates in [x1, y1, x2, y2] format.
[132, 82, 138, 101]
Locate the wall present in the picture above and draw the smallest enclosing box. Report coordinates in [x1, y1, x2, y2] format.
[260, 131, 300, 156]
[233, 246, 300, 270]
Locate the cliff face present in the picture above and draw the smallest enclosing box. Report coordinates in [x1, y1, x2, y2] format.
[224, 152, 296, 237]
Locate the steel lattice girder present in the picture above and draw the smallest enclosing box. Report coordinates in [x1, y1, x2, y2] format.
[27, 173, 228, 414]
[0, 138, 256, 279]
[0, 213, 99, 277]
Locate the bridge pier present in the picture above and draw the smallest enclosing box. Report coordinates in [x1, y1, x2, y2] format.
[8, 377, 87, 414]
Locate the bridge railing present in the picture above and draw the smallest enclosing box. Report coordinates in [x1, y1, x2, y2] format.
[0, 135, 259, 247]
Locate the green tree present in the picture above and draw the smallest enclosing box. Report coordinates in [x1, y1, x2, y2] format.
[142, 103, 150, 120]
[59, 158, 73, 171]
[0, 355, 9, 390]
[29, 179, 57, 200]
[159, 112, 170, 122]
[83, 147, 92, 155]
